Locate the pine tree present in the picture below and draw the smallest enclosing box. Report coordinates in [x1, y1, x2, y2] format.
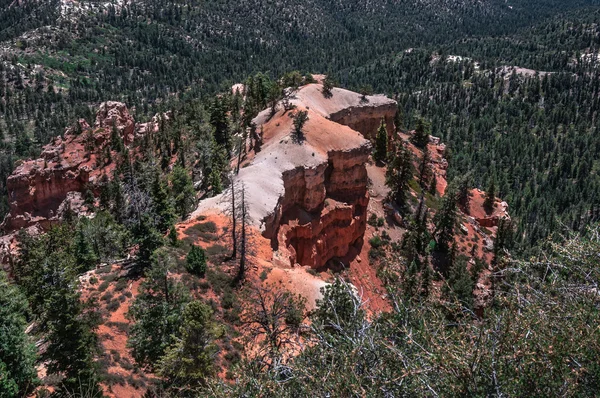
[135, 215, 164, 269]
[208, 142, 227, 195]
[210, 97, 230, 153]
[292, 110, 309, 143]
[128, 249, 191, 368]
[74, 224, 97, 273]
[493, 217, 513, 267]
[186, 246, 207, 277]
[433, 184, 458, 252]
[483, 178, 496, 214]
[444, 257, 474, 310]
[418, 145, 431, 188]
[322, 75, 334, 99]
[373, 119, 388, 164]
[314, 278, 364, 335]
[0, 271, 37, 398]
[386, 142, 413, 212]
[158, 301, 218, 386]
[403, 260, 419, 299]
[168, 225, 178, 246]
[151, 172, 176, 232]
[394, 105, 404, 132]
[13, 227, 100, 395]
[110, 119, 125, 154]
[170, 165, 196, 219]
[411, 118, 430, 148]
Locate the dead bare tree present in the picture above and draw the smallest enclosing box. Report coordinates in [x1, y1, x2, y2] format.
[236, 182, 248, 284]
[235, 125, 247, 175]
[242, 284, 306, 373]
[228, 176, 237, 260]
[249, 122, 262, 153]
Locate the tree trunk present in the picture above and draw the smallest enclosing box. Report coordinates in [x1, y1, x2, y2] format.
[238, 185, 247, 283]
[231, 180, 237, 259]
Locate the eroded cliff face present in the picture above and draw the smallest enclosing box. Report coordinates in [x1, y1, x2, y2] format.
[3, 102, 159, 231]
[264, 87, 398, 268]
[269, 143, 372, 268]
[296, 84, 397, 139]
[328, 104, 396, 139]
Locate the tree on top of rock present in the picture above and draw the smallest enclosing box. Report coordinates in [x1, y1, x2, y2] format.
[359, 85, 373, 103]
[322, 75, 335, 99]
[292, 110, 309, 143]
[411, 118, 430, 149]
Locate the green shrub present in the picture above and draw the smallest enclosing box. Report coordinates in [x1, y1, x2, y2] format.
[207, 269, 232, 295]
[185, 245, 207, 277]
[186, 222, 219, 241]
[221, 291, 235, 309]
[106, 299, 121, 312]
[368, 213, 378, 227]
[206, 244, 229, 259]
[259, 269, 270, 281]
[369, 235, 384, 248]
[101, 292, 114, 302]
[114, 278, 128, 292]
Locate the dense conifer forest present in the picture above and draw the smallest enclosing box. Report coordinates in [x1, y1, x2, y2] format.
[1, 1, 599, 246]
[1, 1, 600, 396]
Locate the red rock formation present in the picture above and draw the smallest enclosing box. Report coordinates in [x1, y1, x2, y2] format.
[195, 83, 395, 269]
[278, 195, 369, 268]
[296, 84, 397, 139]
[2, 102, 156, 231]
[271, 143, 372, 268]
[95, 101, 136, 145]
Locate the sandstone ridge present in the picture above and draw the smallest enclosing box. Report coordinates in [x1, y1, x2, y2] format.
[195, 84, 397, 269]
[2, 102, 160, 231]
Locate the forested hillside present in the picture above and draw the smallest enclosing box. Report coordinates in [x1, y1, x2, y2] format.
[1, 0, 599, 244]
[2, 1, 600, 396]
[347, 9, 600, 249]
